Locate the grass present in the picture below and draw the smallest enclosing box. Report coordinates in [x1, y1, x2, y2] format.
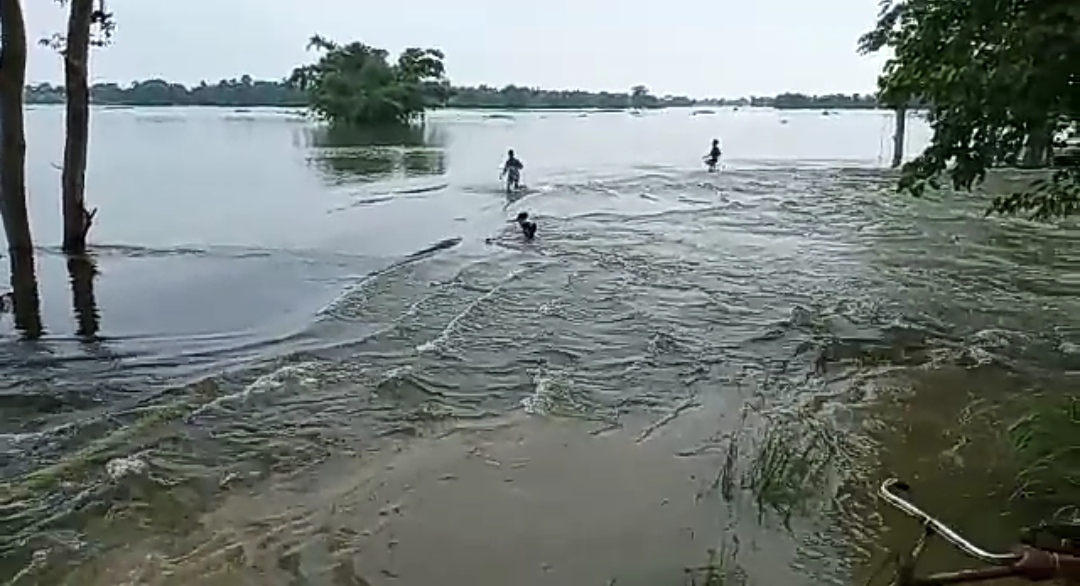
[743, 410, 843, 528]
[1006, 396, 1080, 520]
[677, 377, 1077, 586]
[680, 404, 843, 585]
[684, 539, 748, 586]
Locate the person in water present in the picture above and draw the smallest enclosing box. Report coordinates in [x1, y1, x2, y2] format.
[516, 211, 537, 240]
[500, 149, 524, 191]
[704, 138, 722, 172]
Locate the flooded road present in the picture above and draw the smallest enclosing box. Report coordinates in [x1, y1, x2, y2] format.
[1, 106, 1077, 585]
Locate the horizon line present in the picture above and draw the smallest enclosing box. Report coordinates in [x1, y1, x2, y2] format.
[24, 77, 882, 100]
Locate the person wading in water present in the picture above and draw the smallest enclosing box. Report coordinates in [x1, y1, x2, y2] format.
[516, 211, 537, 240]
[703, 138, 722, 172]
[501, 149, 524, 192]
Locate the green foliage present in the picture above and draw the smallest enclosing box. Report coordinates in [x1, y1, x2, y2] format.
[444, 88, 880, 110]
[25, 78, 306, 107]
[39, 0, 116, 50]
[447, 84, 691, 109]
[26, 80, 889, 111]
[860, 0, 1080, 220]
[751, 92, 881, 110]
[286, 35, 449, 126]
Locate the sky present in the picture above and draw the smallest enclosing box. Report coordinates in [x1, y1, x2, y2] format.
[24, 0, 888, 98]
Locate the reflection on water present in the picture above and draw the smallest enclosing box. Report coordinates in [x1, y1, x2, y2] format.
[8, 251, 42, 339]
[303, 123, 447, 183]
[311, 123, 442, 148]
[66, 254, 101, 341]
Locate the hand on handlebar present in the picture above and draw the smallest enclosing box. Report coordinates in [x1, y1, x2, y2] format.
[878, 480, 1080, 583]
[1011, 547, 1059, 581]
[1011, 546, 1080, 581]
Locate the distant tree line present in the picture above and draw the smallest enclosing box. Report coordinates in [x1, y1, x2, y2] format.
[24, 77, 890, 111]
[749, 93, 882, 109]
[25, 76, 308, 107]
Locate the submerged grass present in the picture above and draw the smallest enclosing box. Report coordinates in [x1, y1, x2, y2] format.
[678, 403, 845, 585]
[684, 538, 748, 586]
[1007, 396, 1080, 519]
[743, 410, 843, 528]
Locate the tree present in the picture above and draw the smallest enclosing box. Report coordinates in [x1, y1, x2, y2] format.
[42, 0, 115, 254]
[629, 85, 660, 110]
[859, 0, 1080, 220]
[0, 0, 43, 337]
[0, 0, 33, 255]
[287, 35, 449, 126]
[861, 1, 1079, 515]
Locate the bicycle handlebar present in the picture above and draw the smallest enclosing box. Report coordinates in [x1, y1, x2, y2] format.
[879, 478, 1021, 566]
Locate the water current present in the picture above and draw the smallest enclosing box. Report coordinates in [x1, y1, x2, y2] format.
[1, 106, 1078, 585]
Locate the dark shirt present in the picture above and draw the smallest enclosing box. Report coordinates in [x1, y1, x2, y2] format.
[504, 157, 524, 172]
[708, 146, 721, 161]
[520, 220, 537, 240]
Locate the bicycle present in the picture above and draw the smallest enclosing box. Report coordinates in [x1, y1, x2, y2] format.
[878, 478, 1080, 584]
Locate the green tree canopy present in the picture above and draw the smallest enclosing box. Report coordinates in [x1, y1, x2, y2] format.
[287, 35, 450, 126]
[860, 0, 1080, 219]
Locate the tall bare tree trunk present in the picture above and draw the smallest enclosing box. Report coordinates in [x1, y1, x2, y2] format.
[1020, 121, 1052, 168]
[891, 105, 907, 168]
[0, 0, 43, 338]
[0, 0, 32, 254]
[61, 0, 95, 254]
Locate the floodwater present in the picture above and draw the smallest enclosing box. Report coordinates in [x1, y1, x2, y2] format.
[1, 105, 1078, 585]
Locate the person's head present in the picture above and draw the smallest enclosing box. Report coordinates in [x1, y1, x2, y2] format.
[516, 211, 529, 224]
[712, 139, 719, 146]
[508, 149, 515, 158]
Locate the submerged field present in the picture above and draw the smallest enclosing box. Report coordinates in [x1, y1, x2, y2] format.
[1, 106, 1077, 584]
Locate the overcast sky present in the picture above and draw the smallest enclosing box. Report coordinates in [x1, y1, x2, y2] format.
[24, 0, 887, 97]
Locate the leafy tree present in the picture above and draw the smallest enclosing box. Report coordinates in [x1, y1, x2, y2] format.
[287, 35, 449, 126]
[860, 0, 1080, 219]
[630, 85, 657, 109]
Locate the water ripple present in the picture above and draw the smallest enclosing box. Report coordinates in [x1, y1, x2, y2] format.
[3, 161, 1080, 584]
